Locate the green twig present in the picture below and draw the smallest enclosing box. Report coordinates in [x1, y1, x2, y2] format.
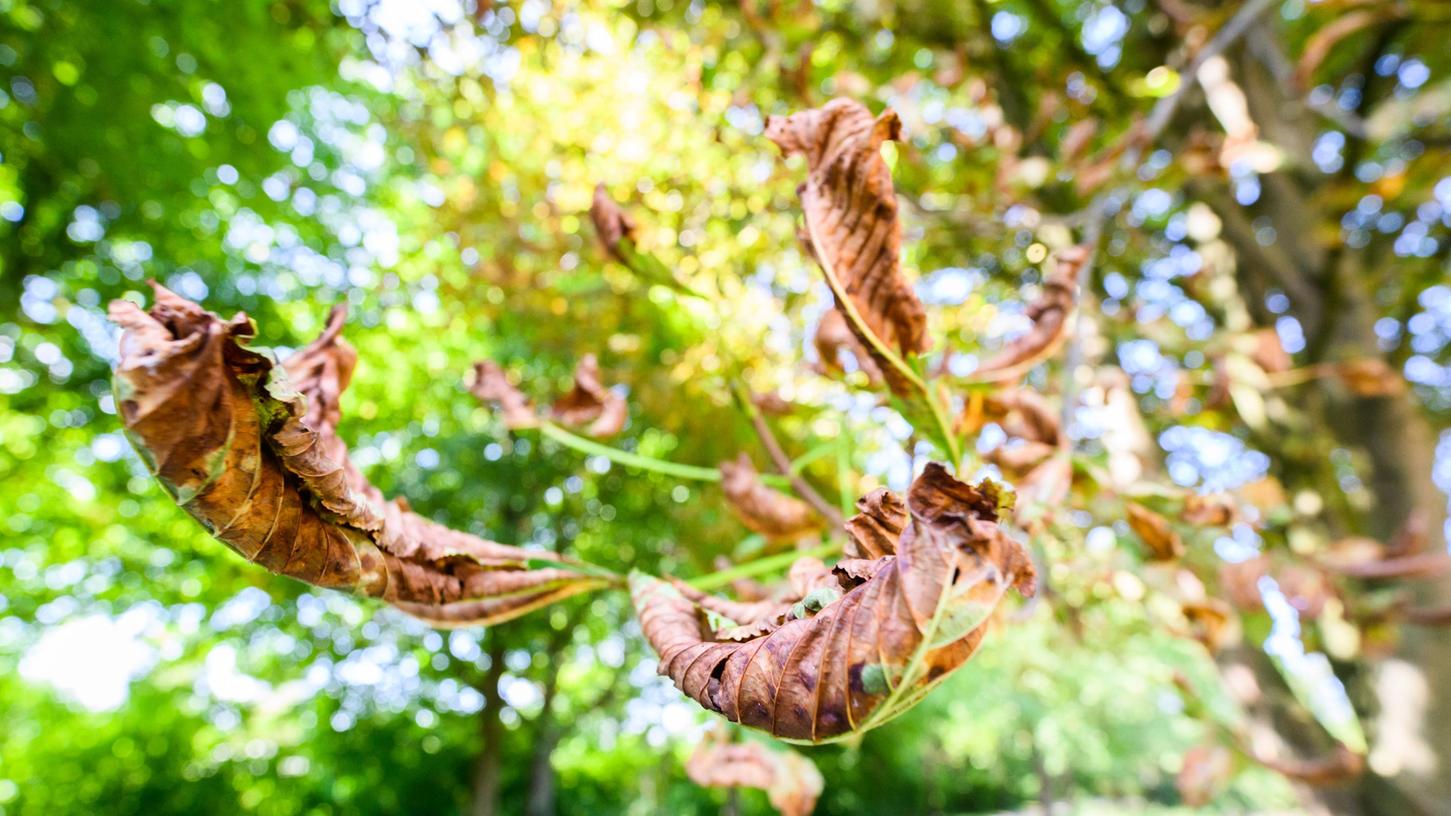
[686, 539, 840, 591]
[538, 421, 791, 488]
[804, 224, 963, 467]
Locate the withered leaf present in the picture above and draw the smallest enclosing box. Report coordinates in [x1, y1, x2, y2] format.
[685, 730, 824, 816]
[751, 390, 796, 416]
[1257, 744, 1365, 786]
[469, 360, 539, 430]
[631, 463, 1036, 742]
[550, 354, 627, 438]
[111, 285, 608, 628]
[1182, 493, 1239, 528]
[1335, 358, 1405, 397]
[1181, 598, 1235, 653]
[812, 308, 883, 385]
[972, 246, 1087, 383]
[720, 453, 825, 543]
[589, 183, 638, 262]
[1177, 744, 1234, 807]
[1126, 501, 1185, 561]
[767, 98, 928, 394]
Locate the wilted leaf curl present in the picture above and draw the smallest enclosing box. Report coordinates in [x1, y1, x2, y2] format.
[971, 246, 1087, 383]
[685, 730, 824, 816]
[768, 98, 928, 393]
[469, 360, 539, 431]
[631, 463, 1035, 742]
[720, 453, 825, 543]
[589, 183, 637, 262]
[110, 285, 609, 628]
[471, 354, 627, 438]
[551, 354, 627, 438]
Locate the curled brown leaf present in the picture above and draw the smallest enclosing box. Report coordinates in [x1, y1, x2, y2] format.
[589, 183, 637, 261]
[551, 354, 627, 438]
[631, 463, 1035, 742]
[1257, 744, 1365, 786]
[1335, 358, 1405, 397]
[1177, 744, 1234, 807]
[972, 246, 1087, 382]
[720, 453, 825, 543]
[812, 308, 883, 385]
[111, 285, 608, 628]
[1126, 501, 1185, 561]
[767, 98, 928, 394]
[1183, 493, 1239, 528]
[469, 360, 539, 430]
[685, 730, 824, 816]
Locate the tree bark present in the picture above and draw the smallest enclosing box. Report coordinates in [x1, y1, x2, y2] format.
[1190, 36, 1451, 816]
[471, 634, 510, 816]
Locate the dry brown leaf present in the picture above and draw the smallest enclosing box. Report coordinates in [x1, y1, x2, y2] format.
[1249, 328, 1293, 374]
[111, 285, 608, 627]
[1322, 551, 1451, 580]
[720, 453, 825, 543]
[1060, 119, 1099, 163]
[767, 98, 928, 394]
[1335, 358, 1405, 397]
[685, 730, 824, 816]
[469, 360, 539, 430]
[1277, 564, 1332, 619]
[1126, 501, 1185, 561]
[1296, 9, 1400, 88]
[812, 308, 883, 385]
[550, 354, 627, 438]
[1177, 744, 1234, 807]
[631, 463, 1035, 742]
[589, 183, 637, 262]
[1183, 493, 1239, 528]
[973, 246, 1087, 382]
[1181, 598, 1235, 652]
[1219, 556, 1268, 611]
[1257, 744, 1365, 786]
[751, 391, 796, 416]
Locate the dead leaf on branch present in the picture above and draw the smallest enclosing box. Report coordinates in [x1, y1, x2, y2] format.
[971, 246, 1087, 383]
[1177, 744, 1234, 807]
[812, 308, 883, 386]
[471, 355, 627, 438]
[469, 360, 539, 431]
[550, 354, 627, 438]
[767, 98, 928, 394]
[110, 284, 609, 628]
[685, 730, 824, 816]
[589, 183, 637, 263]
[1335, 357, 1406, 397]
[720, 453, 825, 543]
[631, 463, 1035, 742]
[1126, 501, 1185, 561]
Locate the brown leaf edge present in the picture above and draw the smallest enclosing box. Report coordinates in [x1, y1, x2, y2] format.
[551, 354, 628, 438]
[470, 354, 628, 438]
[630, 463, 1034, 743]
[970, 245, 1088, 383]
[110, 284, 612, 628]
[767, 97, 928, 396]
[685, 730, 824, 816]
[719, 453, 826, 543]
[589, 183, 638, 262]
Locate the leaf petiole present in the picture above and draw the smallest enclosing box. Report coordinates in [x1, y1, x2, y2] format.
[686, 539, 840, 591]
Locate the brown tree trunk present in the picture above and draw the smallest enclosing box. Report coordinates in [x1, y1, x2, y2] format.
[471, 634, 510, 816]
[1189, 36, 1451, 816]
[525, 631, 569, 816]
